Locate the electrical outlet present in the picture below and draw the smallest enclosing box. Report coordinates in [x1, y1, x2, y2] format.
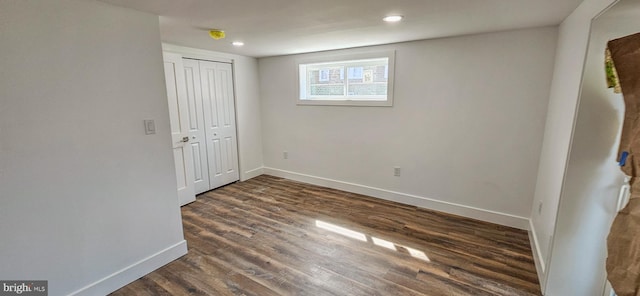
[394, 167, 401, 177]
[538, 201, 543, 215]
[283, 151, 288, 159]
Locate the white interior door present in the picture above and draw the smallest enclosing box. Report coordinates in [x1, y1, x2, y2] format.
[182, 58, 210, 194]
[163, 53, 196, 206]
[199, 60, 240, 189]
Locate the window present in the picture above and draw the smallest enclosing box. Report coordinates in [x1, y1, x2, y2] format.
[297, 51, 395, 106]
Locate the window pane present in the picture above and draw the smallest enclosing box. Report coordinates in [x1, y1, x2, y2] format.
[347, 63, 387, 97]
[297, 51, 394, 106]
[309, 66, 344, 96]
[348, 67, 363, 79]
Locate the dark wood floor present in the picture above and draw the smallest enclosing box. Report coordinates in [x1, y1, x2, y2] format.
[111, 175, 541, 296]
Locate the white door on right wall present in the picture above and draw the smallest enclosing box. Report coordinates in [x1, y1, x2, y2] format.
[199, 60, 240, 189]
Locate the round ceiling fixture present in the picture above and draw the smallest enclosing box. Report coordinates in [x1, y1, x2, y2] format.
[383, 15, 404, 23]
[232, 41, 244, 47]
[209, 30, 225, 40]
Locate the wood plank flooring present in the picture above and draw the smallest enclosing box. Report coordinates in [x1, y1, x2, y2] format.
[111, 175, 541, 296]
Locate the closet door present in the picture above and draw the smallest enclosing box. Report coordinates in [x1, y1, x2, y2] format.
[182, 59, 210, 194]
[199, 61, 240, 189]
[163, 53, 196, 206]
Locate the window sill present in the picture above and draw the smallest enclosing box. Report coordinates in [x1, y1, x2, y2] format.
[297, 99, 393, 107]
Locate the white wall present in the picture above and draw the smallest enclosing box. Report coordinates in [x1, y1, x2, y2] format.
[528, 0, 617, 291]
[234, 56, 265, 180]
[541, 0, 640, 295]
[161, 44, 264, 181]
[259, 27, 558, 229]
[0, 1, 187, 295]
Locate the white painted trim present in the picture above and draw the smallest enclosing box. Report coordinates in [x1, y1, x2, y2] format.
[263, 167, 529, 229]
[162, 43, 234, 63]
[69, 240, 188, 296]
[528, 219, 546, 292]
[242, 167, 265, 181]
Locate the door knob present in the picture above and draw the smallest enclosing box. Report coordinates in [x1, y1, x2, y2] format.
[182, 136, 189, 142]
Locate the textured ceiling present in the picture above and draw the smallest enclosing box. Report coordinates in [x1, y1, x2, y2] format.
[96, 0, 584, 57]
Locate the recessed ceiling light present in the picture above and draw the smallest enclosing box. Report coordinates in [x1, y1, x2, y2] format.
[383, 15, 403, 23]
[232, 41, 244, 47]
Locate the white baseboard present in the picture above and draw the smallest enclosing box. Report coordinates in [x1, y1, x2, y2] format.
[242, 167, 265, 181]
[528, 219, 547, 292]
[263, 167, 529, 230]
[69, 240, 188, 296]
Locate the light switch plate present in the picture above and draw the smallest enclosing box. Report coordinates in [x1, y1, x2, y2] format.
[144, 119, 156, 135]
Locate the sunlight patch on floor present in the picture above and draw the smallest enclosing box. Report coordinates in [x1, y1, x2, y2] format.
[316, 220, 430, 262]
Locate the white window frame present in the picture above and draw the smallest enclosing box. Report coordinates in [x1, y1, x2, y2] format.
[296, 50, 395, 107]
